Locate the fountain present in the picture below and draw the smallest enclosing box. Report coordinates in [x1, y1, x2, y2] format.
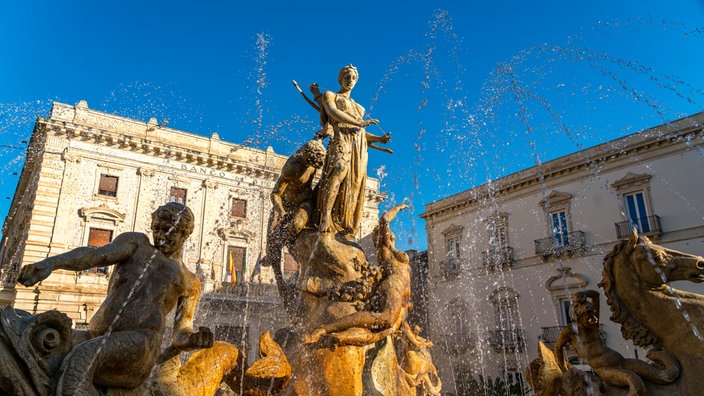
[0, 6, 700, 396]
[0, 66, 444, 395]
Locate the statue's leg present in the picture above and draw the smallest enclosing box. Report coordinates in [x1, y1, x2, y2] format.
[595, 367, 645, 396]
[55, 330, 156, 395]
[318, 162, 348, 233]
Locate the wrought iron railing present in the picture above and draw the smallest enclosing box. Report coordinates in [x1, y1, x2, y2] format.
[488, 328, 526, 353]
[539, 326, 563, 344]
[534, 230, 586, 257]
[539, 324, 607, 345]
[481, 247, 514, 271]
[615, 215, 662, 239]
[440, 257, 462, 279]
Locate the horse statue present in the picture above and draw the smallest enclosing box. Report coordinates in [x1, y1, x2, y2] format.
[599, 229, 704, 394]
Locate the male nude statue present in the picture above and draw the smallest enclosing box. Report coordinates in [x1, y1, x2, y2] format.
[303, 204, 411, 347]
[270, 139, 326, 234]
[554, 290, 678, 396]
[18, 202, 213, 395]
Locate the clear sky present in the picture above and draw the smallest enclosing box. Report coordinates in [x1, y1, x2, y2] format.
[1, 0, 703, 250]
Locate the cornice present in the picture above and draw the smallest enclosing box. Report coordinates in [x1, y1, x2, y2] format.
[39, 113, 287, 182]
[421, 113, 704, 220]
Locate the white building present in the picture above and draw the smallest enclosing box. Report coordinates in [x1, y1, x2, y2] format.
[0, 100, 384, 361]
[421, 112, 704, 394]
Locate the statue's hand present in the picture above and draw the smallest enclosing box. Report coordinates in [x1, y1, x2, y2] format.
[18, 261, 53, 286]
[175, 326, 214, 351]
[310, 82, 321, 97]
[362, 119, 379, 128]
[378, 132, 391, 144]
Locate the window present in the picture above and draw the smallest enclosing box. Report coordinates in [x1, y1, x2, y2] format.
[230, 198, 247, 218]
[87, 228, 112, 274]
[448, 299, 468, 339]
[490, 287, 520, 331]
[225, 246, 246, 284]
[283, 253, 298, 281]
[98, 175, 118, 197]
[623, 192, 651, 233]
[558, 297, 573, 325]
[169, 187, 187, 205]
[446, 237, 460, 260]
[550, 210, 569, 247]
[611, 173, 660, 238]
[169, 187, 188, 205]
[487, 214, 509, 252]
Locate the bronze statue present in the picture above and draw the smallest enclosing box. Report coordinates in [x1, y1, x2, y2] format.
[599, 230, 704, 393]
[303, 204, 411, 347]
[270, 139, 326, 234]
[396, 322, 442, 396]
[315, 65, 390, 236]
[18, 202, 214, 394]
[554, 290, 679, 396]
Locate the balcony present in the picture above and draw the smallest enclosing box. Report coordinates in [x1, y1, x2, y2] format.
[440, 257, 462, 279]
[539, 324, 607, 347]
[481, 247, 515, 271]
[534, 231, 586, 258]
[615, 215, 662, 239]
[488, 329, 526, 353]
[204, 282, 280, 304]
[538, 326, 563, 345]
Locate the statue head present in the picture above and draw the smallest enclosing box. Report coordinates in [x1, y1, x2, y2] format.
[299, 139, 326, 169]
[151, 202, 195, 257]
[338, 64, 359, 90]
[570, 291, 599, 328]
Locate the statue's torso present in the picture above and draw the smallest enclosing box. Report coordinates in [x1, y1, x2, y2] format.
[90, 242, 186, 336]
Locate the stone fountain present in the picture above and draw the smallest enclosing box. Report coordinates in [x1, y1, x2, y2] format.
[0, 65, 443, 396]
[3, 65, 703, 396]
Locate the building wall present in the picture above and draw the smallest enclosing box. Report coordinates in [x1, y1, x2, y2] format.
[421, 113, 704, 394]
[0, 100, 385, 362]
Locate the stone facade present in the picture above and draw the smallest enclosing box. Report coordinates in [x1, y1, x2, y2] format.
[0, 100, 384, 362]
[421, 112, 704, 394]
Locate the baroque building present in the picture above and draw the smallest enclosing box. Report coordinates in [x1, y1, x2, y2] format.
[0, 100, 384, 361]
[421, 112, 704, 394]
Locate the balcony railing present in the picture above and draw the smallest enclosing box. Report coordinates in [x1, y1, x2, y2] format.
[440, 257, 462, 279]
[488, 329, 526, 353]
[204, 282, 280, 303]
[539, 326, 563, 345]
[534, 231, 586, 257]
[539, 324, 607, 346]
[615, 215, 662, 239]
[481, 247, 515, 271]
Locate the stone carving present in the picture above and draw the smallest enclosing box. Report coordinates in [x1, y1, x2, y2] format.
[314, 65, 390, 235]
[599, 230, 704, 393]
[554, 290, 679, 395]
[528, 230, 704, 396]
[264, 139, 326, 313]
[14, 203, 227, 395]
[395, 322, 442, 396]
[0, 308, 73, 395]
[241, 330, 292, 396]
[303, 204, 411, 347]
[526, 341, 600, 396]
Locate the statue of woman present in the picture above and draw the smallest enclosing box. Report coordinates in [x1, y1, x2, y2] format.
[316, 65, 390, 236]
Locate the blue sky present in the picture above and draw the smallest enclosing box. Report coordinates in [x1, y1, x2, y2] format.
[2, 1, 703, 250]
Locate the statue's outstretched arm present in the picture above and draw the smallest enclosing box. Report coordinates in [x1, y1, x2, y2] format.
[18, 232, 143, 286]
